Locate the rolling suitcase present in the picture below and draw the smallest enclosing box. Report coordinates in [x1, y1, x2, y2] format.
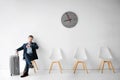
[10, 55, 20, 76]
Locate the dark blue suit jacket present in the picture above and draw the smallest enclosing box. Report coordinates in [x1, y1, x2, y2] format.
[17, 42, 39, 61]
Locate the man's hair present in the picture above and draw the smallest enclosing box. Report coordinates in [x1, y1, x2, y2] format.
[28, 35, 34, 39]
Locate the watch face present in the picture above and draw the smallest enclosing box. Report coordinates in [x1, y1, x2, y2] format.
[61, 11, 78, 28]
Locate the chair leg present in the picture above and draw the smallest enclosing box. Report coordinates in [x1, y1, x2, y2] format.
[31, 61, 36, 73]
[49, 62, 54, 74]
[108, 61, 111, 70]
[82, 62, 85, 70]
[98, 60, 103, 71]
[33, 61, 39, 70]
[101, 61, 105, 73]
[73, 61, 77, 70]
[109, 61, 115, 73]
[74, 61, 79, 73]
[58, 61, 62, 73]
[84, 63, 88, 73]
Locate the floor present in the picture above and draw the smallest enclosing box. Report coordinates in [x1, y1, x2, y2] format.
[0, 69, 120, 80]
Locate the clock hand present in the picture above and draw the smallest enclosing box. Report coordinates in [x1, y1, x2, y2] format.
[65, 13, 72, 22]
[64, 19, 72, 22]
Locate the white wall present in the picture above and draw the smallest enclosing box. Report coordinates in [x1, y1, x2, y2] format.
[0, 0, 120, 71]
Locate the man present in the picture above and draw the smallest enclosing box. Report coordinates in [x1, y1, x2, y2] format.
[16, 35, 39, 78]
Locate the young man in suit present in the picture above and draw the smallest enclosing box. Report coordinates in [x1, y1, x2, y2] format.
[16, 35, 39, 78]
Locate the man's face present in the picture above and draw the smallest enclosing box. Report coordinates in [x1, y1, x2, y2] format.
[28, 37, 33, 42]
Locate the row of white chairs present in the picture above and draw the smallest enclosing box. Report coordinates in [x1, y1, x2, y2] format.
[33, 47, 115, 74]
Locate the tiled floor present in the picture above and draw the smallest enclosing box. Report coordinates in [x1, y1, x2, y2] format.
[0, 69, 120, 80]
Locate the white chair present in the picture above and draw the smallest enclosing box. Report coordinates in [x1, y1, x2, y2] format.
[73, 48, 88, 73]
[98, 47, 115, 73]
[49, 48, 63, 73]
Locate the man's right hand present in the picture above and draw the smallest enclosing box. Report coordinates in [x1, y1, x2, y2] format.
[26, 44, 30, 48]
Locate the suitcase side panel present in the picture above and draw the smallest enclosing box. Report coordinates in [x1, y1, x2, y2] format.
[10, 56, 20, 76]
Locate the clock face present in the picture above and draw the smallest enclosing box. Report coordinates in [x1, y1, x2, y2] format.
[61, 11, 78, 28]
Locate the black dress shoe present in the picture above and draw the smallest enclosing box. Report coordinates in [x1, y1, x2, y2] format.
[20, 73, 28, 78]
[29, 64, 34, 68]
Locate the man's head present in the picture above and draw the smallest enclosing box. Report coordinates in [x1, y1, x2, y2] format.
[28, 35, 34, 43]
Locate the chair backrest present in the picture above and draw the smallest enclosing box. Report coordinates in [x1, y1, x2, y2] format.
[74, 48, 87, 61]
[99, 47, 112, 60]
[49, 48, 63, 61]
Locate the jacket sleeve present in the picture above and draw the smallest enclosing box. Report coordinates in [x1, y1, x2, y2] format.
[16, 44, 24, 51]
[31, 43, 39, 49]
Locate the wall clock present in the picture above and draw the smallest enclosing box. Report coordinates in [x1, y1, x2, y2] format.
[61, 11, 78, 28]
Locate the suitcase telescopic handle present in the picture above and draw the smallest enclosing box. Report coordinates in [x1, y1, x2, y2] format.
[15, 50, 19, 56]
[17, 53, 19, 56]
[16, 52, 19, 56]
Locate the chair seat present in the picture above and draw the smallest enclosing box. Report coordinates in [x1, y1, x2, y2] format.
[50, 58, 62, 61]
[76, 58, 87, 61]
[100, 58, 111, 61]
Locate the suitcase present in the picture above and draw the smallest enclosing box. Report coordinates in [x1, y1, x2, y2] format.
[10, 55, 20, 76]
